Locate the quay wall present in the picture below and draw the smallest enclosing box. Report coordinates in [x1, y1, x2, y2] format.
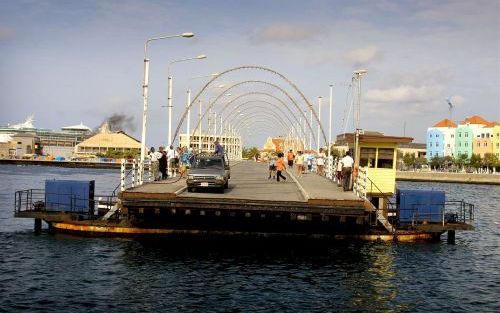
[396, 171, 500, 185]
[0, 159, 120, 169]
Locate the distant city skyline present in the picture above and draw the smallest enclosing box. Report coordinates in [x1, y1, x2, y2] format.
[1, 0, 498, 147]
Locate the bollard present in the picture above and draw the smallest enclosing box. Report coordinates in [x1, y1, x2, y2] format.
[34, 218, 42, 234]
[447, 230, 456, 244]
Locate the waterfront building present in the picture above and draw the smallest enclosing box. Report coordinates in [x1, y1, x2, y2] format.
[427, 128, 444, 159]
[262, 137, 285, 152]
[455, 125, 473, 158]
[0, 116, 91, 158]
[397, 143, 426, 159]
[426, 119, 456, 160]
[178, 133, 242, 159]
[0, 132, 41, 158]
[74, 123, 140, 156]
[492, 124, 500, 158]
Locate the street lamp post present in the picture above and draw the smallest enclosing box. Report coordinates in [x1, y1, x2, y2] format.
[309, 109, 312, 151]
[317, 96, 322, 152]
[353, 70, 367, 171]
[328, 84, 333, 158]
[167, 54, 207, 147]
[140, 32, 194, 167]
[198, 99, 203, 152]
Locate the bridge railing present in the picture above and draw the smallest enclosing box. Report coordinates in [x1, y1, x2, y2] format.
[120, 159, 158, 191]
[353, 167, 368, 200]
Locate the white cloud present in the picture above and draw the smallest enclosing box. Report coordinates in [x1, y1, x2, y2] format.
[344, 45, 381, 65]
[365, 85, 443, 103]
[251, 23, 321, 43]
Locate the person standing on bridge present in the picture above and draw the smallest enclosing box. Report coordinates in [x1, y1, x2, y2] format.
[295, 151, 305, 177]
[341, 151, 354, 191]
[316, 148, 325, 176]
[214, 139, 224, 156]
[276, 152, 287, 182]
[158, 146, 168, 180]
[287, 150, 295, 169]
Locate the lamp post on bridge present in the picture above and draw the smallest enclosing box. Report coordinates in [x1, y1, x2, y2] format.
[139, 32, 194, 168]
[167, 54, 207, 147]
[353, 70, 367, 171]
[317, 96, 322, 153]
[328, 84, 333, 158]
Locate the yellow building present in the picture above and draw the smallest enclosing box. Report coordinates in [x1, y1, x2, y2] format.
[74, 125, 140, 156]
[493, 124, 500, 158]
[337, 131, 413, 197]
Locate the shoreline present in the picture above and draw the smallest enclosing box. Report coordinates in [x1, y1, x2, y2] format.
[2, 159, 499, 185]
[396, 171, 500, 185]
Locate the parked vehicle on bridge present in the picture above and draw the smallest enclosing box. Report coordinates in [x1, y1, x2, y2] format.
[186, 154, 230, 193]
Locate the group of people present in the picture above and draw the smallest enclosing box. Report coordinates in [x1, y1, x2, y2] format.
[148, 139, 224, 181]
[149, 145, 193, 180]
[266, 148, 355, 191]
[284, 148, 327, 177]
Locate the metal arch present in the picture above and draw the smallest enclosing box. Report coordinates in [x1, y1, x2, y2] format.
[238, 121, 287, 134]
[185, 65, 327, 141]
[173, 64, 329, 144]
[223, 103, 300, 135]
[229, 113, 291, 134]
[185, 80, 314, 140]
[229, 112, 292, 135]
[236, 120, 289, 138]
[228, 113, 290, 134]
[219, 92, 304, 130]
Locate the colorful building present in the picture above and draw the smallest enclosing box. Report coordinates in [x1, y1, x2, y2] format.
[492, 124, 500, 159]
[428, 115, 499, 159]
[427, 128, 444, 159]
[455, 125, 473, 158]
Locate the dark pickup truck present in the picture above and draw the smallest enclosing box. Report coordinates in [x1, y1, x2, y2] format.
[186, 154, 230, 193]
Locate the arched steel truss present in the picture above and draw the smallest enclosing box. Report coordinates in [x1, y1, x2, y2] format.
[173, 65, 328, 144]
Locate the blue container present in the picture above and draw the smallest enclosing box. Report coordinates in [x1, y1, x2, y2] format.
[45, 180, 95, 212]
[396, 189, 445, 223]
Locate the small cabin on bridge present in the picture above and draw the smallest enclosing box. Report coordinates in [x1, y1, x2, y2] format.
[336, 131, 413, 198]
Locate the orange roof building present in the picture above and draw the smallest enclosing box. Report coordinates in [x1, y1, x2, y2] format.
[432, 119, 457, 128]
[461, 115, 490, 125]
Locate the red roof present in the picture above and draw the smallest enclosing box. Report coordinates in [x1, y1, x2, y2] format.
[461, 115, 490, 125]
[433, 119, 457, 128]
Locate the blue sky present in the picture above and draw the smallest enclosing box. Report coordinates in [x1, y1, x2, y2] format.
[0, 0, 498, 147]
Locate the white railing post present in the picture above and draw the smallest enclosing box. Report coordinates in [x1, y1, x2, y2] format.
[120, 159, 126, 192]
[131, 159, 137, 188]
[138, 159, 144, 185]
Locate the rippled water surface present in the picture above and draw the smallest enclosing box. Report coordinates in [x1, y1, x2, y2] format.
[0, 164, 499, 312]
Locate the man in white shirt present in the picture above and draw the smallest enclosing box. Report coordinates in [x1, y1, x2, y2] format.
[166, 145, 177, 178]
[341, 151, 354, 191]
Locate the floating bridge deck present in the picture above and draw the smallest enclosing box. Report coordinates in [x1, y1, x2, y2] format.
[121, 161, 371, 217]
[15, 161, 473, 240]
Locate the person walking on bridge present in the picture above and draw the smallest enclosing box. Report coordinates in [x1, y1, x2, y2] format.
[341, 151, 354, 191]
[276, 152, 287, 182]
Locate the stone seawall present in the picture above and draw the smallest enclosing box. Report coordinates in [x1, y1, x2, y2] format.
[396, 171, 500, 185]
